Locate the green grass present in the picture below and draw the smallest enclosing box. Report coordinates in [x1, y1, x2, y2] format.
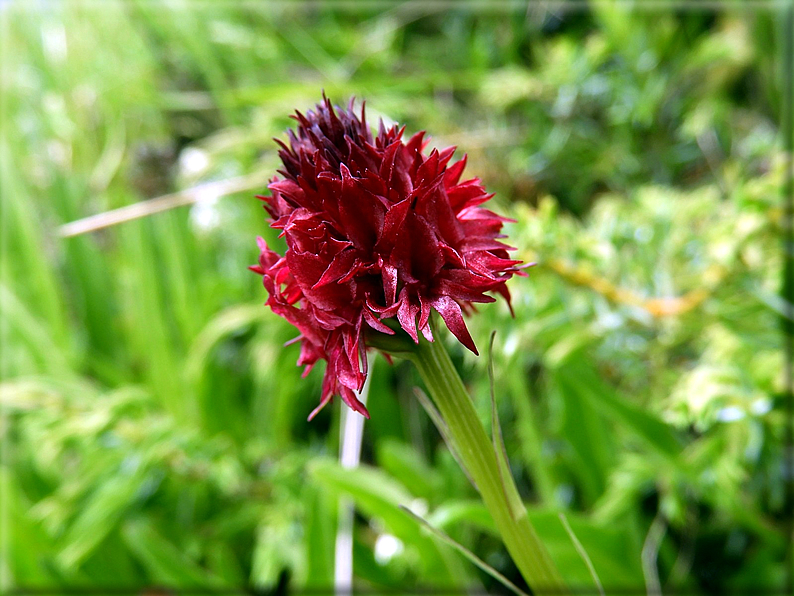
[1, 1, 789, 592]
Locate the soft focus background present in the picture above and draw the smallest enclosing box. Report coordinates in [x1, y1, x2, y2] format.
[2, 1, 790, 592]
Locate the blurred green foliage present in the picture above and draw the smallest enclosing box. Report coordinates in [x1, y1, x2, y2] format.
[1, 1, 789, 593]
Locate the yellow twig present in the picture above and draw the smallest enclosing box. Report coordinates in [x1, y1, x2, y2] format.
[530, 253, 712, 318]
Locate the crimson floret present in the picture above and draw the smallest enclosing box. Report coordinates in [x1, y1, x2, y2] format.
[251, 96, 522, 419]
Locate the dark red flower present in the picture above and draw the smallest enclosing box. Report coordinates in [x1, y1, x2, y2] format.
[251, 96, 522, 419]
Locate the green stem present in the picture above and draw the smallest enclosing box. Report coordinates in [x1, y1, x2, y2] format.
[408, 335, 568, 594]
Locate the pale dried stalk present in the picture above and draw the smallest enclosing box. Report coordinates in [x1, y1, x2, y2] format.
[335, 353, 374, 595]
[58, 171, 271, 238]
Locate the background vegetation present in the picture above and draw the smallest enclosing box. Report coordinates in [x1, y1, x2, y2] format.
[2, 1, 790, 592]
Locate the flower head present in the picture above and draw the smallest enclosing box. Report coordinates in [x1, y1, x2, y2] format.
[251, 96, 522, 419]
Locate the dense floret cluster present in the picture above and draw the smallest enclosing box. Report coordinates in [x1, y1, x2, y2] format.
[252, 97, 521, 419]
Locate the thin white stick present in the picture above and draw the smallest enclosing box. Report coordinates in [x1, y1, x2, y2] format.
[334, 354, 374, 595]
[642, 512, 667, 596]
[58, 171, 271, 238]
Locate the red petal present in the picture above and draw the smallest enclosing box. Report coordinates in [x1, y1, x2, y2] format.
[363, 308, 395, 335]
[437, 145, 457, 169]
[436, 278, 497, 303]
[447, 180, 490, 212]
[444, 154, 467, 187]
[396, 289, 420, 344]
[340, 387, 371, 419]
[308, 392, 334, 421]
[339, 163, 384, 250]
[415, 148, 440, 188]
[381, 260, 398, 305]
[418, 294, 433, 341]
[313, 247, 357, 288]
[404, 130, 426, 154]
[431, 296, 478, 355]
[375, 197, 411, 253]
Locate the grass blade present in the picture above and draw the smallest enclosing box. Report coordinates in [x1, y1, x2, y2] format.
[400, 505, 530, 596]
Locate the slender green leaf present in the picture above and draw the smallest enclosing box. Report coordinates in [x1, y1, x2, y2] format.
[401, 505, 530, 596]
